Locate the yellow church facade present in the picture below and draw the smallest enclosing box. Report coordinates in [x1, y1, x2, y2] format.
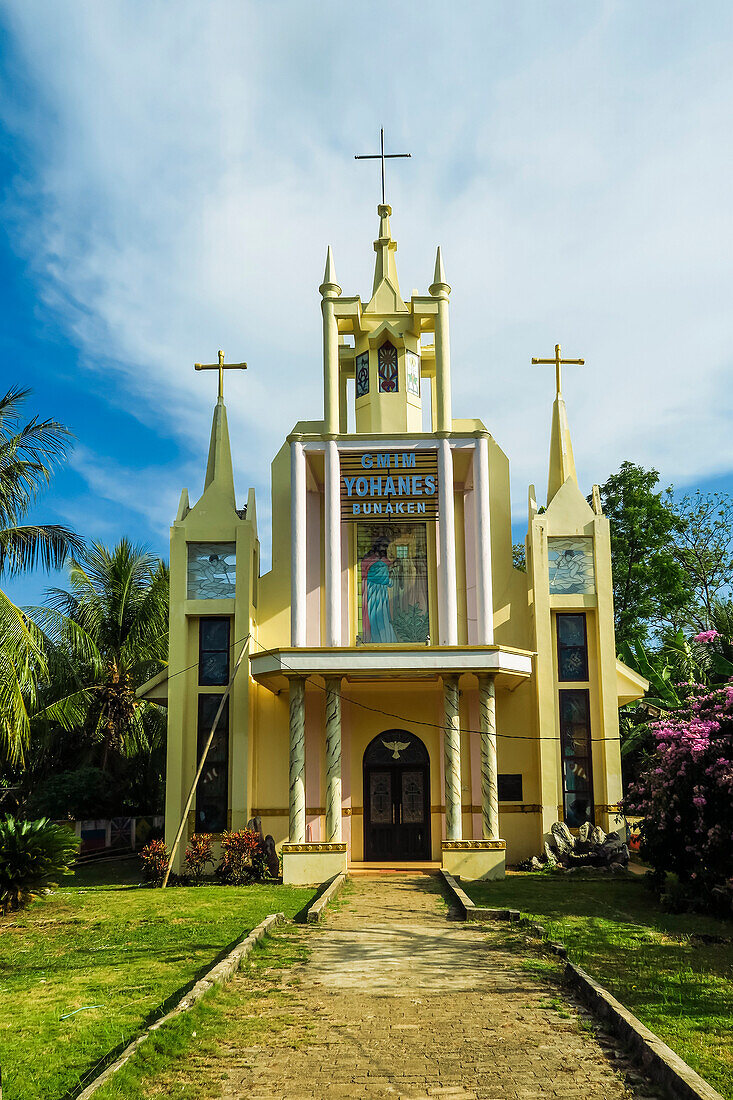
[140, 203, 647, 885]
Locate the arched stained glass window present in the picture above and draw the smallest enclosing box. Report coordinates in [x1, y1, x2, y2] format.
[378, 341, 399, 392]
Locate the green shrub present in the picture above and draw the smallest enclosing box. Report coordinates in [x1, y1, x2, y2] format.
[0, 817, 80, 914]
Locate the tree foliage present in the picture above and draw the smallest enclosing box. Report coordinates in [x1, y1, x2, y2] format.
[0, 388, 82, 577]
[670, 491, 733, 628]
[32, 540, 168, 773]
[594, 462, 692, 647]
[0, 389, 82, 764]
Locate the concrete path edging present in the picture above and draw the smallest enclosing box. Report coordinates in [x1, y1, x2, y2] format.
[76, 911, 284, 1099]
[566, 962, 725, 1100]
[306, 872, 348, 923]
[440, 870, 723, 1100]
[440, 869, 521, 922]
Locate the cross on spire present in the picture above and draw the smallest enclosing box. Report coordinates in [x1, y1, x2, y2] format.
[531, 343, 584, 398]
[355, 127, 411, 205]
[194, 350, 247, 402]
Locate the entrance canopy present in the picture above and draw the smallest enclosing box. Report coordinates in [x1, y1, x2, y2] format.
[249, 644, 533, 693]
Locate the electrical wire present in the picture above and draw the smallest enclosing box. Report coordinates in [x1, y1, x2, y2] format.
[246, 634, 623, 746]
[157, 629, 624, 746]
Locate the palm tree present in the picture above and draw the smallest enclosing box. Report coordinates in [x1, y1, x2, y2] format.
[0, 388, 83, 763]
[35, 540, 169, 770]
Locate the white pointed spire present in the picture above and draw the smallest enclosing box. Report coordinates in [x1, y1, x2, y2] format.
[429, 246, 450, 297]
[319, 245, 341, 299]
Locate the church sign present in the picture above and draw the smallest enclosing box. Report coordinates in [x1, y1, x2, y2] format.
[340, 450, 439, 520]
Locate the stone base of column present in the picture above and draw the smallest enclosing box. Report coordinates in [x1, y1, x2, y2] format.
[441, 839, 506, 881]
[282, 842, 347, 886]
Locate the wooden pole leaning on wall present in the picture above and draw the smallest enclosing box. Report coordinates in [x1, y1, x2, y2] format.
[161, 635, 250, 889]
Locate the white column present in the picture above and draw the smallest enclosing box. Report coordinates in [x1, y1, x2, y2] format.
[325, 677, 342, 842]
[473, 435, 494, 644]
[478, 673, 499, 840]
[288, 678, 306, 843]
[443, 675, 462, 840]
[438, 438, 458, 645]
[290, 440, 306, 647]
[324, 439, 341, 647]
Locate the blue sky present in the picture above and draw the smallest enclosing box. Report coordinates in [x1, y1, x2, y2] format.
[2, 1, 733, 606]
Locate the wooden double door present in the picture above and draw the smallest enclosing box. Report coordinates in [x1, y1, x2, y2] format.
[363, 731, 431, 861]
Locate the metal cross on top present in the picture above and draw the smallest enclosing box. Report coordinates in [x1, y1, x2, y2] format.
[194, 350, 247, 402]
[355, 127, 411, 205]
[531, 343, 584, 398]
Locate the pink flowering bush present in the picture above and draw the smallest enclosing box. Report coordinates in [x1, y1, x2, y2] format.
[626, 683, 733, 905]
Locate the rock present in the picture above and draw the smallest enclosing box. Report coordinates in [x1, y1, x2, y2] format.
[264, 834, 280, 879]
[529, 856, 543, 872]
[590, 825, 607, 846]
[247, 816, 263, 837]
[550, 821, 575, 855]
[577, 822, 591, 843]
[544, 841, 558, 865]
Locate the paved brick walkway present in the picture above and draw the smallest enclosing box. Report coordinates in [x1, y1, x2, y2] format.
[221, 875, 659, 1100]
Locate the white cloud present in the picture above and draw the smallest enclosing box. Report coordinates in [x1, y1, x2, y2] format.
[2, 0, 733, 552]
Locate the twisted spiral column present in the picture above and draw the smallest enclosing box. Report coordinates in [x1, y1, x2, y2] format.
[443, 674, 462, 841]
[288, 677, 306, 843]
[325, 677, 342, 842]
[478, 673, 499, 840]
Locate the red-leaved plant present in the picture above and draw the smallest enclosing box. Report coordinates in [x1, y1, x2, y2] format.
[140, 839, 169, 885]
[217, 829, 266, 885]
[184, 833, 214, 884]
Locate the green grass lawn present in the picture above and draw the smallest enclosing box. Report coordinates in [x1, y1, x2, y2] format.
[0, 859, 315, 1100]
[466, 872, 733, 1099]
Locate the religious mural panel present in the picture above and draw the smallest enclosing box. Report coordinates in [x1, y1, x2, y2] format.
[406, 351, 420, 396]
[548, 537, 595, 595]
[356, 523, 429, 644]
[187, 543, 236, 599]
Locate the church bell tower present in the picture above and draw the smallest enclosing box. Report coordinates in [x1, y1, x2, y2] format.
[319, 204, 454, 437]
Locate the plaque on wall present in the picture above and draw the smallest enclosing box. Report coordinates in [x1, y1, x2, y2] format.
[548, 537, 595, 595]
[187, 543, 236, 599]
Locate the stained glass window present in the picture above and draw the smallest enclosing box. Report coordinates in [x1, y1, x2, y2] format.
[199, 618, 230, 686]
[548, 537, 595, 594]
[406, 351, 420, 396]
[188, 543, 236, 599]
[196, 694, 229, 833]
[356, 523, 429, 643]
[556, 613, 589, 681]
[378, 341, 399, 393]
[559, 689, 593, 826]
[355, 351, 369, 398]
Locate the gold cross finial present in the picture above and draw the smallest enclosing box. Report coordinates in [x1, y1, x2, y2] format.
[194, 349, 247, 402]
[531, 343, 584, 398]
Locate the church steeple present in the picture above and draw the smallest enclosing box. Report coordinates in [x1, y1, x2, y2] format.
[547, 387, 578, 505]
[531, 344, 584, 505]
[202, 397, 236, 504]
[366, 203, 407, 314]
[190, 350, 247, 513]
